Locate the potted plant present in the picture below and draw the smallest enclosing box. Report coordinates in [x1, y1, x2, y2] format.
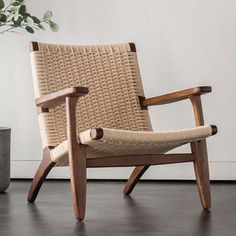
[0, 0, 58, 192]
[0, 0, 58, 33]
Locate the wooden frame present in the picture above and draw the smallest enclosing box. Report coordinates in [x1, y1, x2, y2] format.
[27, 147, 55, 202]
[142, 86, 212, 106]
[124, 88, 216, 209]
[36, 87, 89, 109]
[28, 41, 217, 221]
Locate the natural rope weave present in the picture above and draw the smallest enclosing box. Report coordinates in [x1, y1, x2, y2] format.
[30, 42, 214, 167]
[51, 125, 213, 165]
[30, 43, 152, 149]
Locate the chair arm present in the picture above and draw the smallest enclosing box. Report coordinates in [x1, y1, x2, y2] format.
[36, 87, 89, 109]
[143, 86, 211, 107]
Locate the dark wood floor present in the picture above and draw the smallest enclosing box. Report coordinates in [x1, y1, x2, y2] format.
[0, 180, 236, 236]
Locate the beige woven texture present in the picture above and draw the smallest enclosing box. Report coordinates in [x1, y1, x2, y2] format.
[52, 126, 213, 165]
[30, 42, 213, 166]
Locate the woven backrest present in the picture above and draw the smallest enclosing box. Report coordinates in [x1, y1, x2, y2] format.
[30, 42, 152, 148]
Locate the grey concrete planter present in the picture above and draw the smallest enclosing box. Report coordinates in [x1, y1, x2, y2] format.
[0, 128, 11, 192]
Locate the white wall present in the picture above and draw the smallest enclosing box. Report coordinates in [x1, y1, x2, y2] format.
[0, 0, 235, 179]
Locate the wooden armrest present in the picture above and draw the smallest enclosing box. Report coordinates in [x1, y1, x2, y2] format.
[36, 87, 89, 109]
[143, 86, 211, 107]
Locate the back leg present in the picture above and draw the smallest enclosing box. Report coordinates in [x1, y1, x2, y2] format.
[123, 166, 149, 195]
[27, 147, 55, 202]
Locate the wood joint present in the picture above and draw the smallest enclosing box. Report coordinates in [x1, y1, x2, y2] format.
[37, 107, 49, 114]
[90, 128, 104, 140]
[210, 125, 218, 135]
[30, 41, 39, 52]
[138, 96, 147, 110]
[129, 42, 136, 52]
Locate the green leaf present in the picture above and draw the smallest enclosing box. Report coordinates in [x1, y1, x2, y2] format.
[22, 13, 30, 21]
[0, 0, 4, 9]
[0, 13, 7, 22]
[31, 16, 40, 24]
[25, 26, 34, 33]
[38, 23, 45, 30]
[26, 16, 34, 26]
[0, 1, 58, 34]
[19, 5, 26, 14]
[23, 12, 30, 17]
[13, 17, 23, 26]
[12, 2, 21, 6]
[49, 21, 59, 32]
[43, 10, 52, 21]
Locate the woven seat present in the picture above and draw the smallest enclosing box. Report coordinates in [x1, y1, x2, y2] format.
[28, 41, 217, 221]
[52, 125, 213, 165]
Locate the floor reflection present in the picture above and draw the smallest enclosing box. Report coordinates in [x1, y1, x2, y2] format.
[195, 210, 212, 236]
[1, 181, 233, 236]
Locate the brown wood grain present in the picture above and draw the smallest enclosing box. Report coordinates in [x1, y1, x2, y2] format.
[190, 95, 211, 210]
[27, 147, 55, 202]
[143, 86, 212, 107]
[87, 153, 195, 168]
[124, 88, 216, 198]
[30, 41, 39, 52]
[66, 96, 87, 221]
[123, 166, 149, 195]
[36, 87, 89, 109]
[129, 42, 136, 52]
[90, 128, 104, 140]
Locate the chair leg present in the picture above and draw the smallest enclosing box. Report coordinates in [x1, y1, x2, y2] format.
[66, 96, 87, 221]
[190, 95, 211, 210]
[27, 147, 55, 202]
[192, 140, 211, 210]
[68, 145, 87, 221]
[123, 165, 149, 195]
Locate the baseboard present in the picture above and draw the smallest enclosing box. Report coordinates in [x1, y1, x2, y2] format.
[11, 160, 236, 180]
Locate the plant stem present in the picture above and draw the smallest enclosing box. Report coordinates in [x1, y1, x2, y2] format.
[2, 0, 14, 13]
[0, 26, 14, 34]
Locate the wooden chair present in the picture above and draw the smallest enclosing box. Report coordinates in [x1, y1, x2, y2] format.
[28, 41, 217, 221]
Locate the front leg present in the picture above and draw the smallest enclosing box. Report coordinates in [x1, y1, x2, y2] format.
[190, 95, 211, 209]
[66, 97, 87, 221]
